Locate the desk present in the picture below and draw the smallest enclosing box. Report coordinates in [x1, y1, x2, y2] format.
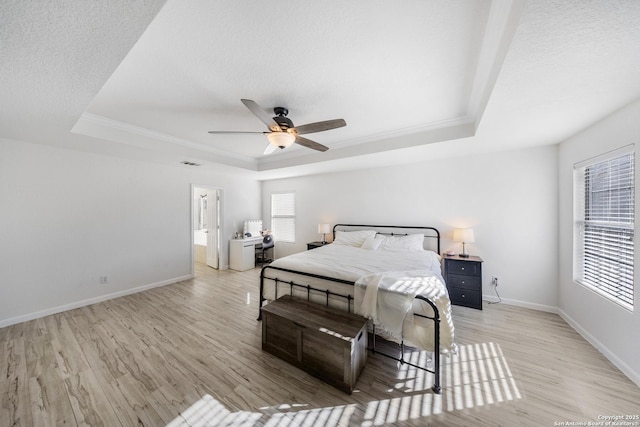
[229, 237, 262, 271]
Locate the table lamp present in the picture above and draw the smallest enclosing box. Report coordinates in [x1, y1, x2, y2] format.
[453, 228, 475, 258]
[318, 223, 330, 244]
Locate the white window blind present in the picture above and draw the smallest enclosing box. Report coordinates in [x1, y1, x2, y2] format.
[573, 146, 634, 310]
[271, 192, 295, 243]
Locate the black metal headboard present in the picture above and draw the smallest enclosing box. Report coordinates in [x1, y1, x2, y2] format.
[332, 224, 440, 254]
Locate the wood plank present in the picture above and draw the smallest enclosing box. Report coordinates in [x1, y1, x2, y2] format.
[64, 369, 122, 427]
[147, 385, 193, 425]
[0, 338, 34, 426]
[90, 321, 160, 394]
[28, 368, 77, 426]
[103, 373, 164, 427]
[24, 336, 57, 379]
[44, 314, 90, 378]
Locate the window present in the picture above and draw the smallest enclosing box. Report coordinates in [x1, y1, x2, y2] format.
[271, 192, 295, 243]
[573, 146, 635, 310]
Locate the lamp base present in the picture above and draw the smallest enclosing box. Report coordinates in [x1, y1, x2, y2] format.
[458, 253, 470, 258]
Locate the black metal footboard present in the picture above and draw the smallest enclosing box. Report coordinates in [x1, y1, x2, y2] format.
[258, 265, 442, 394]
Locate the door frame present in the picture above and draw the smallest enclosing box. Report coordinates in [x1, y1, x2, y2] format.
[191, 184, 224, 276]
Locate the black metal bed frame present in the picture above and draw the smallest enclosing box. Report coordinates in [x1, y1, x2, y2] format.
[257, 224, 443, 394]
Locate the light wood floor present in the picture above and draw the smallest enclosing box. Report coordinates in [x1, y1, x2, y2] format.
[1, 264, 639, 426]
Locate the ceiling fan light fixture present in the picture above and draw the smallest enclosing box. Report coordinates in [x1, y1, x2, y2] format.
[209, 99, 343, 153]
[267, 131, 296, 149]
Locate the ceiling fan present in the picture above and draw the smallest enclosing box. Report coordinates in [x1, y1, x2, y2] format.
[208, 99, 346, 155]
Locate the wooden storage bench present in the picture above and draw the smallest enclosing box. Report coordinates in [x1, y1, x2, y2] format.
[261, 295, 368, 394]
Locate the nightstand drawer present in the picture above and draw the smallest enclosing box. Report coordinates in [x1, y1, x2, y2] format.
[446, 260, 481, 276]
[447, 287, 482, 309]
[447, 274, 480, 290]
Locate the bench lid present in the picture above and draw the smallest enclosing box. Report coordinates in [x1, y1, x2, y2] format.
[261, 295, 367, 340]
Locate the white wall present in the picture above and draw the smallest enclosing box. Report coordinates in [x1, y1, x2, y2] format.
[262, 145, 559, 310]
[0, 138, 261, 326]
[558, 99, 640, 386]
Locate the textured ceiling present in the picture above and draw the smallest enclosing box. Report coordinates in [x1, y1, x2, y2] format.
[2, 0, 640, 179]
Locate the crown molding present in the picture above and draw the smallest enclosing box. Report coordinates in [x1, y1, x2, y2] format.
[72, 112, 258, 170]
[258, 117, 476, 172]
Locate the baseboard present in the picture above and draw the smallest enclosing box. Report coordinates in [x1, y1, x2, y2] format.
[557, 308, 640, 388]
[482, 295, 639, 387]
[0, 275, 193, 329]
[482, 294, 558, 313]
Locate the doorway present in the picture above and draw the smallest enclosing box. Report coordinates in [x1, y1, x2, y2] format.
[192, 186, 222, 274]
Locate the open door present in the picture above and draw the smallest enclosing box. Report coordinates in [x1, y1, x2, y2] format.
[193, 186, 222, 272]
[206, 190, 220, 269]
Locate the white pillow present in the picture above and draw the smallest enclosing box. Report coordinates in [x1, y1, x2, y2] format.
[333, 230, 376, 247]
[361, 235, 383, 250]
[378, 234, 424, 252]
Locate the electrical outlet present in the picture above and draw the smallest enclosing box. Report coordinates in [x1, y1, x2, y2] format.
[491, 276, 498, 286]
[100, 276, 108, 284]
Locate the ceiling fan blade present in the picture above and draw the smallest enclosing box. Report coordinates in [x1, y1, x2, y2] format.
[294, 135, 329, 152]
[241, 99, 282, 132]
[263, 143, 278, 155]
[207, 130, 265, 134]
[291, 118, 346, 136]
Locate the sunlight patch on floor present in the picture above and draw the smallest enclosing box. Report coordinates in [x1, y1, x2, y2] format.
[169, 342, 520, 426]
[264, 405, 357, 427]
[362, 393, 443, 426]
[167, 394, 262, 426]
[444, 342, 522, 412]
[394, 342, 521, 409]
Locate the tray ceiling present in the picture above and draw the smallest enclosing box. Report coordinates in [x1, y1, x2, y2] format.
[72, 0, 515, 172]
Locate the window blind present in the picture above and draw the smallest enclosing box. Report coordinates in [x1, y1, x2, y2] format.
[573, 147, 634, 310]
[271, 192, 295, 243]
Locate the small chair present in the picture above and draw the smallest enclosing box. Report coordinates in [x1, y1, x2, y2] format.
[255, 235, 274, 267]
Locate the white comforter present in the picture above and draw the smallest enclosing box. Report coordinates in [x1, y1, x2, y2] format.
[270, 244, 444, 282]
[355, 269, 454, 351]
[267, 244, 455, 352]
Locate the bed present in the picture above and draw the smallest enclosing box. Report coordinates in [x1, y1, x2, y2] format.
[257, 224, 455, 394]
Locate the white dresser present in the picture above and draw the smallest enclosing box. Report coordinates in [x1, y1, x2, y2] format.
[229, 237, 262, 271]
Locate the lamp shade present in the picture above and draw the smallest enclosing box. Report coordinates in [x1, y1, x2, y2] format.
[318, 223, 330, 234]
[453, 228, 475, 243]
[267, 131, 295, 149]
